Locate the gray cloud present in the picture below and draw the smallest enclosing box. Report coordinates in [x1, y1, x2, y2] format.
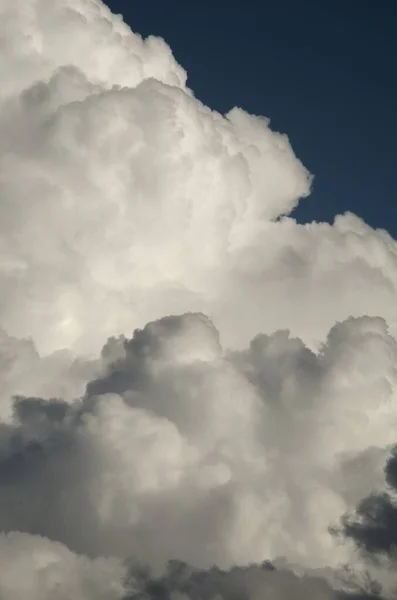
[337, 447, 397, 558]
[122, 560, 381, 600]
[0, 312, 396, 598]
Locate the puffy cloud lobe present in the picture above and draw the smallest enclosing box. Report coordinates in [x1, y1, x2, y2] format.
[0, 0, 187, 99]
[0, 314, 263, 568]
[214, 214, 397, 351]
[0, 66, 312, 354]
[0, 63, 313, 355]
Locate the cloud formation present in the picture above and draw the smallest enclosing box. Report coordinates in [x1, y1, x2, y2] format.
[1, 312, 397, 598]
[2, 1, 397, 357]
[1, 0, 397, 598]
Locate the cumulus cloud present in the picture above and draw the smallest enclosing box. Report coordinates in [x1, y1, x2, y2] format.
[1, 0, 397, 598]
[2, 1, 397, 357]
[0, 532, 126, 600]
[1, 312, 397, 598]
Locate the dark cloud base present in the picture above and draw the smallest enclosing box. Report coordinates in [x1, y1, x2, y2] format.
[122, 559, 382, 600]
[336, 447, 397, 558]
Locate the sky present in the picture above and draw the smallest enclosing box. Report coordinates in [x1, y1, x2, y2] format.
[1, 1, 397, 599]
[106, 0, 397, 235]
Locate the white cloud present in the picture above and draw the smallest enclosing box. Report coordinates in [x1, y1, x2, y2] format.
[1, 0, 397, 598]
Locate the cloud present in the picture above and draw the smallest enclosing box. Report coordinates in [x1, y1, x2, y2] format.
[0, 326, 99, 422]
[2, 1, 397, 358]
[0, 532, 126, 600]
[339, 446, 397, 558]
[0, 312, 396, 598]
[122, 559, 375, 600]
[332, 446, 397, 599]
[1, 0, 397, 598]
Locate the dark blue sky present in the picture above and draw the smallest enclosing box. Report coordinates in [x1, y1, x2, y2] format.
[105, 0, 397, 237]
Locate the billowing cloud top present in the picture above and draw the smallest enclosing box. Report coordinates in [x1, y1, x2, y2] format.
[1, 1, 397, 599]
